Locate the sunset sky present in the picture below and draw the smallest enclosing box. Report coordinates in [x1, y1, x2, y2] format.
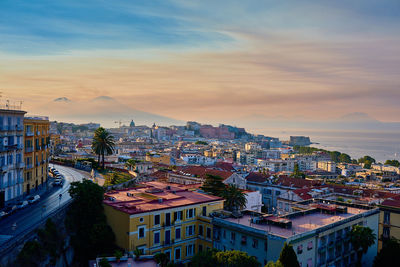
[1, 0, 400, 126]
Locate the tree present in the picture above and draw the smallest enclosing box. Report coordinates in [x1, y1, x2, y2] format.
[222, 185, 247, 213]
[195, 140, 208, 145]
[16, 240, 47, 267]
[214, 250, 260, 267]
[92, 127, 115, 169]
[66, 180, 115, 263]
[37, 219, 67, 265]
[339, 153, 352, 163]
[200, 174, 226, 197]
[358, 156, 376, 169]
[292, 163, 305, 179]
[99, 258, 112, 267]
[191, 249, 218, 267]
[373, 238, 400, 267]
[265, 261, 284, 267]
[278, 243, 300, 267]
[191, 249, 260, 267]
[350, 225, 376, 267]
[125, 158, 137, 171]
[154, 252, 170, 267]
[385, 159, 400, 167]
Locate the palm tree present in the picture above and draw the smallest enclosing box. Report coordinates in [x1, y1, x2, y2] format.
[92, 127, 115, 169]
[222, 185, 247, 213]
[350, 225, 376, 267]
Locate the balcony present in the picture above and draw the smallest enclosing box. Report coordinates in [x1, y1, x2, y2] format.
[16, 125, 24, 131]
[17, 162, 25, 169]
[26, 164, 33, 170]
[1, 165, 9, 172]
[25, 131, 34, 137]
[25, 147, 34, 153]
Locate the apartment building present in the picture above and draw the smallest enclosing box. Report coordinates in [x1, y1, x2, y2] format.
[103, 182, 224, 264]
[213, 200, 379, 267]
[0, 108, 26, 208]
[23, 116, 50, 195]
[378, 195, 400, 252]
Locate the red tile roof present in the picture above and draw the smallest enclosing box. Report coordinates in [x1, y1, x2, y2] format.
[177, 166, 233, 180]
[381, 195, 400, 209]
[104, 181, 223, 214]
[246, 172, 271, 183]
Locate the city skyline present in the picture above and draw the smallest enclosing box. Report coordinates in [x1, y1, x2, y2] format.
[1, 0, 400, 124]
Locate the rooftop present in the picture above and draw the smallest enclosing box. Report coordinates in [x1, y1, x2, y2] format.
[217, 202, 376, 239]
[104, 181, 223, 214]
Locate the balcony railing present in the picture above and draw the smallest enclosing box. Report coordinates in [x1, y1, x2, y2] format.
[25, 147, 34, 153]
[26, 164, 33, 169]
[17, 162, 25, 169]
[26, 131, 34, 137]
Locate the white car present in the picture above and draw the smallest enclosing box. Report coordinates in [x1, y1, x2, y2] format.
[27, 195, 40, 204]
[54, 179, 64, 186]
[16, 200, 29, 209]
[0, 211, 7, 219]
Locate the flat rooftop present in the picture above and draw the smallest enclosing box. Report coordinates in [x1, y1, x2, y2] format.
[223, 206, 371, 238]
[104, 181, 223, 214]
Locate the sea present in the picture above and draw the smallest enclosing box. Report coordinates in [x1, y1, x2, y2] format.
[255, 129, 400, 163]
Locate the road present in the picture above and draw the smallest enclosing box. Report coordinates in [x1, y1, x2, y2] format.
[0, 164, 89, 245]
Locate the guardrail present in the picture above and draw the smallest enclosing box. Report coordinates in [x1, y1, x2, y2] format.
[0, 199, 72, 258]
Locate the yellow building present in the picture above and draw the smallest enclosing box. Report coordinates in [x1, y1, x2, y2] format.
[146, 153, 172, 165]
[24, 116, 50, 195]
[378, 196, 400, 251]
[104, 181, 224, 264]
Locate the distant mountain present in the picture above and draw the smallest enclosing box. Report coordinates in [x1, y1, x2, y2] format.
[43, 96, 183, 127]
[53, 97, 71, 103]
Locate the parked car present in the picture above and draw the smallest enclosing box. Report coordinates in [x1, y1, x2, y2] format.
[4, 205, 16, 215]
[55, 174, 64, 179]
[27, 195, 40, 204]
[16, 201, 29, 210]
[0, 210, 7, 219]
[54, 179, 64, 186]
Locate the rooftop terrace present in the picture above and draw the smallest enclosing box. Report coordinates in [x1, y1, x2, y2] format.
[217, 201, 377, 238]
[104, 181, 223, 214]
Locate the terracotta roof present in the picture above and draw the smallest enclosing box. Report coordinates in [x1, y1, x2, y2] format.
[276, 176, 322, 188]
[293, 188, 313, 200]
[177, 166, 233, 180]
[246, 172, 271, 183]
[381, 195, 400, 209]
[104, 181, 223, 214]
[215, 162, 235, 171]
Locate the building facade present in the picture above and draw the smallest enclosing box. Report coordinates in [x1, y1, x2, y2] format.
[0, 109, 26, 208]
[23, 116, 50, 195]
[103, 182, 224, 264]
[378, 196, 400, 252]
[213, 200, 379, 267]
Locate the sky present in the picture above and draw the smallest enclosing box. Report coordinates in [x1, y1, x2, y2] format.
[1, 0, 400, 126]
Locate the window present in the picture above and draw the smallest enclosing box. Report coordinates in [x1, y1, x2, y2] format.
[165, 250, 171, 260]
[165, 230, 171, 244]
[175, 247, 181, 260]
[307, 241, 313, 250]
[264, 241, 268, 251]
[307, 258, 312, 267]
[384, 211, 390, 224]
[174, 211, 183, 221]
[166, 212, 171, 226]
[231, 232, 236, 241]
[383, 227, 390, 238]
[206, 227, 211, 239]
[203, 206, 207, 216]
[186, 225, 195, 236]
[186, 244, 195, 257]
[175, 227, 181, 240]
[223, 230, 226, 239]
[139, 217, 144, 223]
[138, 226, 145, 239]
[199, 244, 203, 252]
[252, 238, 258, 248]
[199, 225, 204, 236]
[154, 214, 160, 225]
[186, 208, 196, 219]
[241, 235, 247, 245]
[297, 245, 303, 254]
[276, 191, 281, 196]
[154, 232, 160, 245]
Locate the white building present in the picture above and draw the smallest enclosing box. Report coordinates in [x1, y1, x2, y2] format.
[317, 161, 336, 173]
[0, 108, 26, 208]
